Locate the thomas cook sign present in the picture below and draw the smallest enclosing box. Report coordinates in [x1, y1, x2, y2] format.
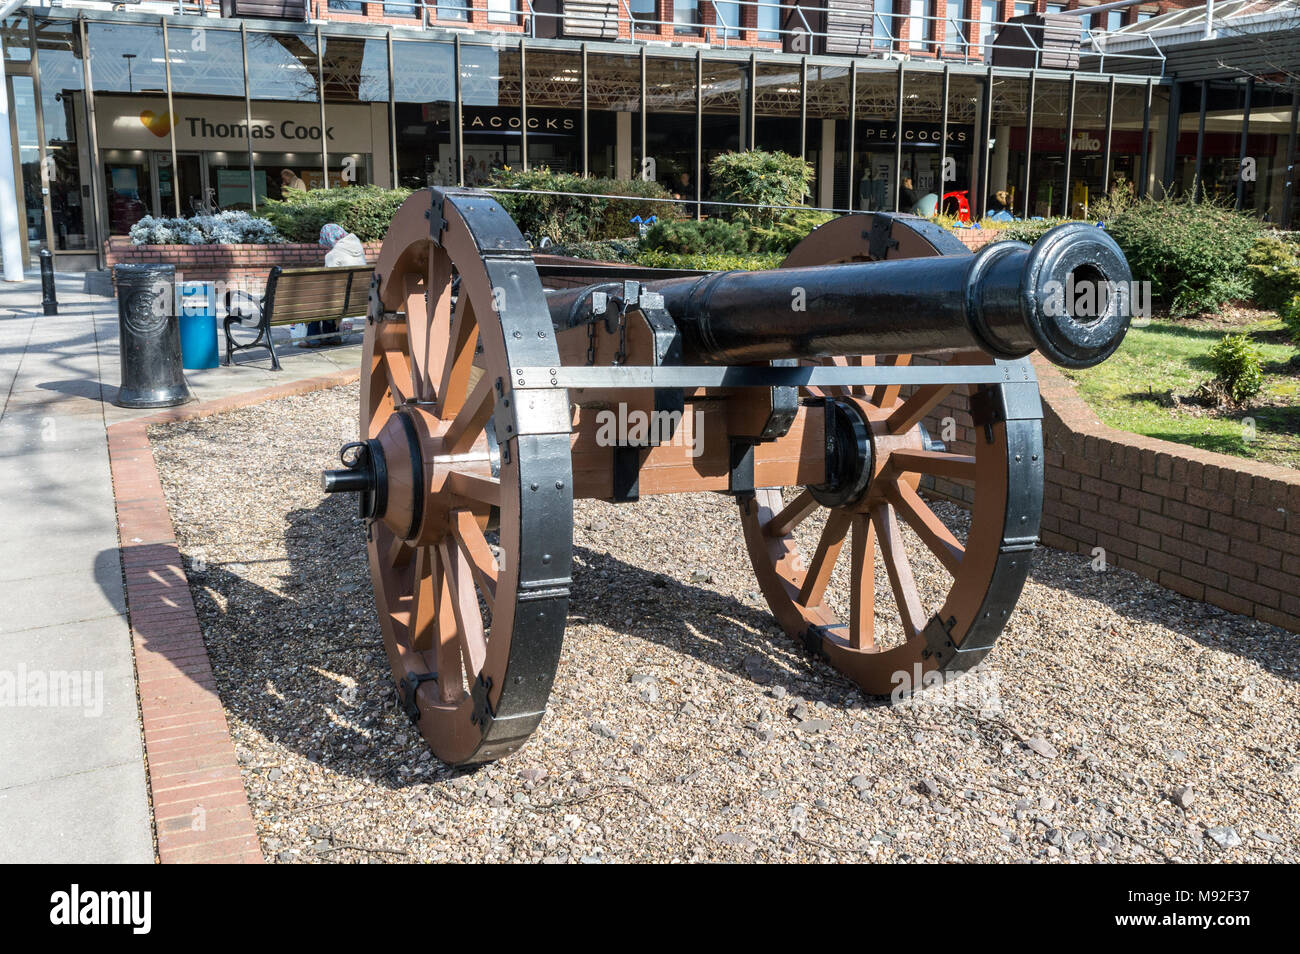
[96, 96, 376, 153]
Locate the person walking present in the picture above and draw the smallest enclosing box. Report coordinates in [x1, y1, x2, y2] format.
[302, 223, 367, 348]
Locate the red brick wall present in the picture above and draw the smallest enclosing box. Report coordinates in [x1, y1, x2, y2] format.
[921, 358, 1300, 634]
[105, 238, 384, 296]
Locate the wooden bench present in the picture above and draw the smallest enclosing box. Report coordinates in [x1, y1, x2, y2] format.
[224, 264, 373, 371]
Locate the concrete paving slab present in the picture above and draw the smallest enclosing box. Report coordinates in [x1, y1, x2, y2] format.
[0, 760, 154, 864]
[0, 615, 141, 790]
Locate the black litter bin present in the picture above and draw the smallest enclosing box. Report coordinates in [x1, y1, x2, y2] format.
[115, 263, 193, 408]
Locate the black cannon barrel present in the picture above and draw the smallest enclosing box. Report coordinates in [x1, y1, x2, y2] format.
[549, 223, 1133, 370]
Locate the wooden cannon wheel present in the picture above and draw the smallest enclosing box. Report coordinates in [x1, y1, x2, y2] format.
[739, 213, 1045, 695]
[360, 188, 572, 765]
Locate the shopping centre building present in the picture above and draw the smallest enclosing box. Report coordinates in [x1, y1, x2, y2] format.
[3, 0, 1297, 271]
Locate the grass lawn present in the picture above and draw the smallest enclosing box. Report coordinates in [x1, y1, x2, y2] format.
[1063, 309, 1300, 470]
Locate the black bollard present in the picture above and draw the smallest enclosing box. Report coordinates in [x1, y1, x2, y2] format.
[114, 263, 192, 408]
[40, 248, 57, 316]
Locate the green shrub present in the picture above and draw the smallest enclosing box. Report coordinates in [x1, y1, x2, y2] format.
[707, 150, 814, 227]
[643, 218, 748, 256]
[260, 185, 413, 243]
[542, 238, 640, 263]
[749, 209, 836, 254]
[1102, 196, 1264, 317]
[1209, 333, 1265, 402]
[989, 217, 1071, 245]
[635, 249, 785, 272]
[487, 167, 680, 243]
[1282, 294, 1300, 346]
[1246, 234, 1300, 311]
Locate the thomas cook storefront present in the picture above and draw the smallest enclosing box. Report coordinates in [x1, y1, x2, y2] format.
[4, 8, 1189, 272]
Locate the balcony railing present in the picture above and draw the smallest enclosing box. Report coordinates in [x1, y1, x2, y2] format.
[8, 0, 1168, 73]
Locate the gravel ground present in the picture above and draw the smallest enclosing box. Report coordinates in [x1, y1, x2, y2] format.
[150, 383, 1300, 863]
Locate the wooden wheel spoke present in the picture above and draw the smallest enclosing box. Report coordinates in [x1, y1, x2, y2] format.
[437, 291, 478, 420]
[888, 448, 977, 483]
[885, 382, 953, 435]
[797, 510, 852, 608]
[871, 504, 925, 639]
[886, 480, 964, 576]
[871, 354, 911, 408]
[450, 509, 498, 610]
[377, 323, 414, 409]
[432, 554, 464, 703]
[442, 372, 493, 455]
[848, 514, 876, 650]
[403, 271, 432, 401]
[385, 533, 412, 569]
[441, 469, 501, 505]
[438, 538, 488, 679]
[408, 546, 437, 653]
[766, 490, 819, 538]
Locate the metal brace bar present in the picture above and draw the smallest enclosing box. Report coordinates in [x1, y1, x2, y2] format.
[511, 364, 1031, 390]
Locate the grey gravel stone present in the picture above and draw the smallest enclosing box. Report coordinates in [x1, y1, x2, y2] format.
[1206, 826, 1242, 849]
[1024, 737, 1059, 760]
[1172, 785, 1195, 810]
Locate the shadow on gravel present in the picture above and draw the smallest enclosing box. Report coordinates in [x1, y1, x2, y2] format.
[113, 485, 1299, 792]
[1026, 549, 1300, 685]
[114, 492, 883, 786]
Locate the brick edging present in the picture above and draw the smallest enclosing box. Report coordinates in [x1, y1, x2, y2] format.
[925, 358, 1300, 632]
[108, 367, 362, 864]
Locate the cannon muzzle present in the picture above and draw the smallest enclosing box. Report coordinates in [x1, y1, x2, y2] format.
[557, 222, 1133, 370]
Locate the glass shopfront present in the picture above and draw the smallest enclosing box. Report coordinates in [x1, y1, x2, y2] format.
[5, 9, 1293, 267]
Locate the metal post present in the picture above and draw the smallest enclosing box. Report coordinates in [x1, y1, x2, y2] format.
[77, 15, 106, 269]
[1234, 77, 1252, 211]
[939, 64, 950, 212]
[0, 0, 26, 279]
[40, 248, 56, 314]
[26, 16, 53, 258]
[799, 56, 808, 164]
[694, 49, 702, 220]
[1101, 75, 1115, 201]
[388, 31, 398, 188]
[1193, 79, 1207, 203]
[747, 52, 756, 151]
[454, 35, 463, 186]
[1022, 69, 1035, 219]
[639, 46, 647, 182]
[242, 23, 257, 210]
[519, 39, 528, 171]
[847, 62, 857, 212]
[1061, 72, 1076, 218]
[316, 25, 328, 189]
[1138, 77, 1151, 199]
[161, 18, 181, 214]
[580, 43, 588, 178]
[979, 67, 993, 220]
[1161, 80, 1180, 195]
[893, 64, 905, 212]
[1282, 88, 1299, 228]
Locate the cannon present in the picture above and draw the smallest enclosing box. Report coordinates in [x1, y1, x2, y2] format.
[322, 188, 1132, 765]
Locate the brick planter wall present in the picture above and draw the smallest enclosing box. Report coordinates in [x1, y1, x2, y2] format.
[105, 238, 385, 294]
[952, 228, 1001, 251]
[920, 357, 1300, 634]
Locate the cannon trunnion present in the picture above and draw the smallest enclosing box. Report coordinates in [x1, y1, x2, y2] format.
[323, 188, 1133, 765]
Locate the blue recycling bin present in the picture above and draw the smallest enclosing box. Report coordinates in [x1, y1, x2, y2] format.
[178, 281, 218, 370]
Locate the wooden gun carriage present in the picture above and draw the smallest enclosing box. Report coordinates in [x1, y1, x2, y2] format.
[322, 188, 1133, 765]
